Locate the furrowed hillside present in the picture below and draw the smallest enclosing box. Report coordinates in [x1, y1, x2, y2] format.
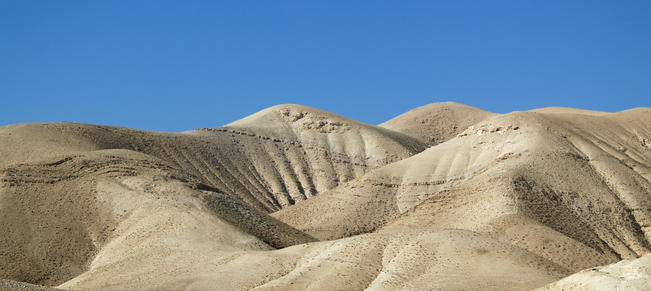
[1, 103, 649, 290]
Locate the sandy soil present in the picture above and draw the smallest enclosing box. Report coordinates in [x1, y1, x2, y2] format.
[536, 253, 651, 290]
[0, 103, 648, 290]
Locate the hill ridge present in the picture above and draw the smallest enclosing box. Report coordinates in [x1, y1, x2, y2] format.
[0, 103, 649, 290]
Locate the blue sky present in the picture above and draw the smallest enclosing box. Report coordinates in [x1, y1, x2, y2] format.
[1, 1, 649, 131]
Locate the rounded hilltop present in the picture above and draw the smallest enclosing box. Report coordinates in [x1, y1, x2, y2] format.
[379, 101, 495, 145]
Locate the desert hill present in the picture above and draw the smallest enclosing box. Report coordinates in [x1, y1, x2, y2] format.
[536, 252, 651, 290]
[0, 149, 315, 286]
[274, 107, 651, 272]
[0, 104, 424, 212]
[379, 102, 495, 145]
[56, 228, 570, 290]
[528, 106, 614, 116]
[187, 104, 426, 208]
[0, 103, 649, 290]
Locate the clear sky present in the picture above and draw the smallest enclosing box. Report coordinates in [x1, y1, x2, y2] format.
[1, 1, 649, 132]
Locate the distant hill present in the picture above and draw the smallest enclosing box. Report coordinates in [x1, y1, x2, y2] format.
[379, 101, 494, 145]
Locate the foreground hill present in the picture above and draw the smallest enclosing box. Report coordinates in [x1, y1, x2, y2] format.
[537, 253, 651, 290]
[0, 150, 314, 286]
[0, 103, 649, 290]
[60, 228, 567, 290]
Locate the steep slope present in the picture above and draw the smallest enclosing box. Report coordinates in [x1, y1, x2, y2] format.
[536, 253, 651, 290]
[187, 104, 425, 209]
[274, 108, 651, 272]
[379, 102, 495, 145]
[0, 150, 313, 286]
[0, 105, 425, 212]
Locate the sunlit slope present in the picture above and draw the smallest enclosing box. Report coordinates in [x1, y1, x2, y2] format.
[536, 253, 651, 290]
[0, 104, 648, 290]
[188, 104, 426, 209]
[379, 102, 495, 145]
[60, 228, 567, 291]
[274, 108, 651, 271]
[529, 106, 612, 116]
[0, 105, 425, 212]
[0, 150, 313, 286]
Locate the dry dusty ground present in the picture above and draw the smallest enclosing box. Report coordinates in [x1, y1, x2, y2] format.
[0, 103, 649, 290]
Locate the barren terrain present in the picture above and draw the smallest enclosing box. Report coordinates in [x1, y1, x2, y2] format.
[0, 103, 649, 290]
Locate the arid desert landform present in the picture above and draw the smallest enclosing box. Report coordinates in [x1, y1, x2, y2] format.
[0, 102, 649, 290]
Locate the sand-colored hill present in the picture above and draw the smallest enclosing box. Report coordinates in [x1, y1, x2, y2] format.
[536, 253, 651, 290]
[379, 102, 495, 145]
[187, 104, 426, 208]
[0, 103, 649, 290]
[0, 105, 424, 212]
[0, 149, 314, 286]
[274, 108, 651, 272]
[529, 106, 613, 116]
[58, 228, 568, 290]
